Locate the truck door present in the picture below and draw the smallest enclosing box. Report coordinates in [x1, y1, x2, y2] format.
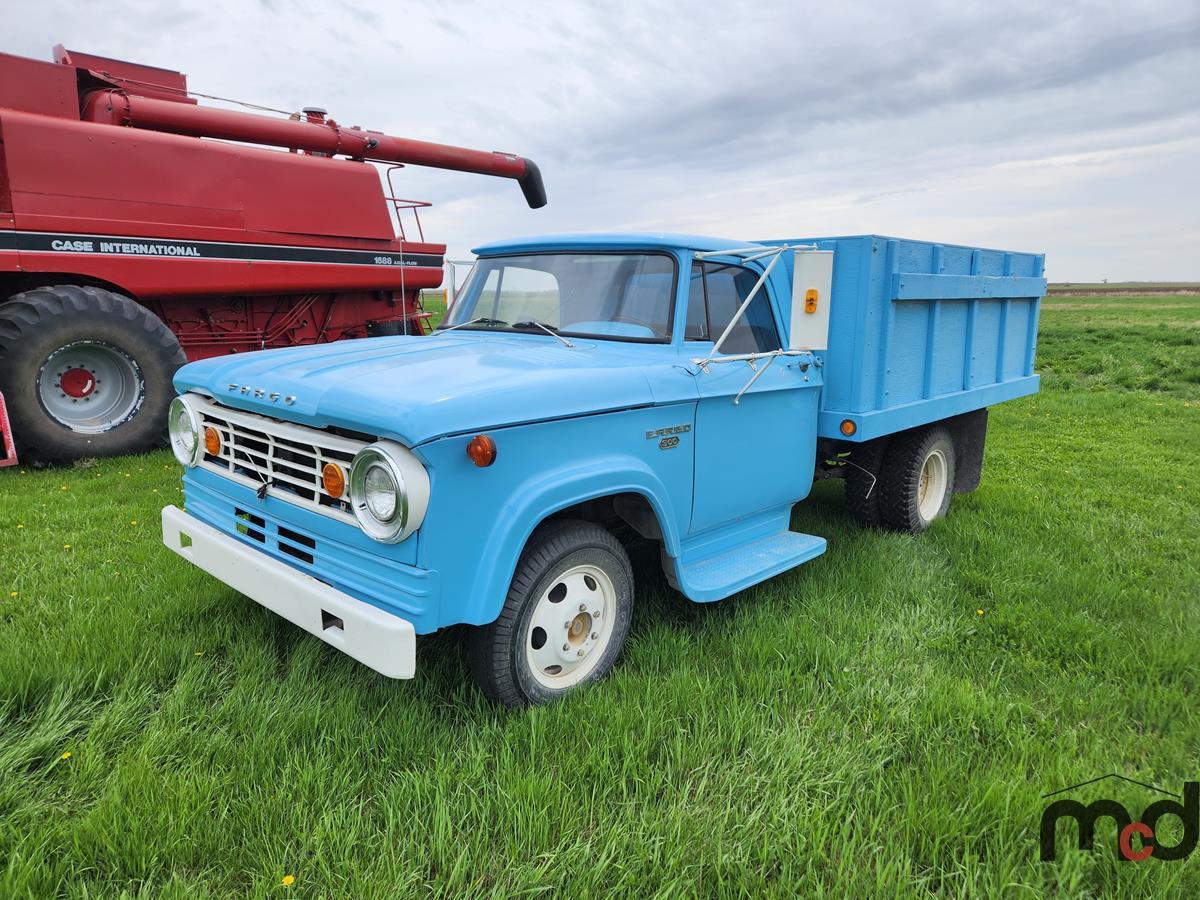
[686, 261, 821, 534]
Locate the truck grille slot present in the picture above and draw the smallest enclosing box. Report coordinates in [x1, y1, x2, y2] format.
[277, 525, 316, 565]
[192, 395, 369, 525]
[235, 508, 266, 542]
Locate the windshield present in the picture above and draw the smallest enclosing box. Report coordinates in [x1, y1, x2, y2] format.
[441, 252, 677, 342]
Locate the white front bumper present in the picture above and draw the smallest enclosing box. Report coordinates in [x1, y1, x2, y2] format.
[161, 505, 415, 679]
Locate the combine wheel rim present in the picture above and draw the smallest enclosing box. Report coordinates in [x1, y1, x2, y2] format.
[36, 340, 145, 434]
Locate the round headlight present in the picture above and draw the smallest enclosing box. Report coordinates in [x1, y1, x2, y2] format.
[349, 442, 430, 544]
[364, 462, 399, 520]
[168, 396, 203, 467]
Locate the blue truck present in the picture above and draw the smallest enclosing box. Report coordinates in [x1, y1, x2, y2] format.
[161, 232, 1045, 706]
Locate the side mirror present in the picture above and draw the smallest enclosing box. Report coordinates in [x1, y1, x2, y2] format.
[790, 250, 834, 351]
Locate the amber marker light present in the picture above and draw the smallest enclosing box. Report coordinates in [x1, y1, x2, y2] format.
[322, 462, 347, 498]
[203, 426, 222, 455]
[466, 434, 497, 467]
[840, 419, 857, 437]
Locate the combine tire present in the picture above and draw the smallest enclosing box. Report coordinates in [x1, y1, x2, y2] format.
[878, 426, 957, 534]
[0, 285, 186, 464]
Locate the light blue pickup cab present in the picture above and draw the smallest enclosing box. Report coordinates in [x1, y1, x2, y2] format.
[161, 233, 1045, 705]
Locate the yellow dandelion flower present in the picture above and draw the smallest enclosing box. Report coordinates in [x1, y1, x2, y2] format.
[281, 874, 295, 886]
[8, 591, 16, 598]
[195, 651, 204, 656]
[976, 608, 985, 616]
[63, 544, 71, 550]
[130, 520, 138, 526]
[16, 524, 23, 529]
[61, 751, 72, 760]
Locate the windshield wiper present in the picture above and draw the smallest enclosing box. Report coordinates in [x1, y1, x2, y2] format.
[436, 316, 509, 333]
[512, 320, 575, 348]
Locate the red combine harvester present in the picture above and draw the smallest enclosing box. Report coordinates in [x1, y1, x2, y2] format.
[0, 45, 545, 464]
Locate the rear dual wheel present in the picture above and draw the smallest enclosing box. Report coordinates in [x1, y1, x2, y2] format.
[879, 426, 957, 533]
[0, 285, 185, 464]
[847, 426, 957, 534]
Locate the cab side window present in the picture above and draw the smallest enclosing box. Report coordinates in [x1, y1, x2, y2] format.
[685, 262, 781, 354]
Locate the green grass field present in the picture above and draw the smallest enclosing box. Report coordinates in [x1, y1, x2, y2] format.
[2, 294, 1197, 896]
[1047, 282, 1200, 295]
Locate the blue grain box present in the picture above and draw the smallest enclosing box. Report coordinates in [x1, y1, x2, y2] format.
[764, 234, 1045, 440]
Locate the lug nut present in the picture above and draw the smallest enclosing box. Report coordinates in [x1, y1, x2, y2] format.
[579, 603, 586, 612]
[591, 632, 598, 640]
[576, 649, 585, 657]
[562, 643, 570, 652]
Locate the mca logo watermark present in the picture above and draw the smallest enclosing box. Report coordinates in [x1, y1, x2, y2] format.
[1040, 774, 1197, 863]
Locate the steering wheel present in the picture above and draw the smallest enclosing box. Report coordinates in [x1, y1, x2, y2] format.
[611, 314, 663, 337]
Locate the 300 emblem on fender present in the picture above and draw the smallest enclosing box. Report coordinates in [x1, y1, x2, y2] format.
[646, 423, 690, 439]
[659, 436, 680, 450]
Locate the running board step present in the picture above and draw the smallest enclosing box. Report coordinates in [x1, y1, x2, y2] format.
[678, 530, 827, 602]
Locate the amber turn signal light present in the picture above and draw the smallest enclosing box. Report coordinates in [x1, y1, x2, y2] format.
[322, 462, 346, 498]
[839, 419, 857, 436]
[805, 288, 819, 314]
[203, 426, 222, 455]
[466, 434, 497, 467]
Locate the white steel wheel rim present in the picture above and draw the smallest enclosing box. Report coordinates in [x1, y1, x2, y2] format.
[525, 563, 617, 689]
[917, 447, 949, 522]
[37, 340, 144, 434]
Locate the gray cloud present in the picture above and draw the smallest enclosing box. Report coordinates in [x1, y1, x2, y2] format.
[6, 0, 1199, 279]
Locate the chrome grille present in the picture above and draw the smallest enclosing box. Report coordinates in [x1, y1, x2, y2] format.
[191, 394, 369, 524]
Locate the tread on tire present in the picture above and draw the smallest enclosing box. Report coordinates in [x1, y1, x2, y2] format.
[0, 284, 186, 464]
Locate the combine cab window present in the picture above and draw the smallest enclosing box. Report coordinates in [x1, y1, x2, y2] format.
[443, 252, 677, 342]
[686, 262, 780, 354]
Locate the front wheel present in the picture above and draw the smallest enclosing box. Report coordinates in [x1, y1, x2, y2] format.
[468, 520, 634, 707]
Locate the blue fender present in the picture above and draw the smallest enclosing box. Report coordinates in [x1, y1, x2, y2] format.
[453, 453, 683, 627]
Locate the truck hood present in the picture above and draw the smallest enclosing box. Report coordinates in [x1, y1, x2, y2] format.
[174, 332, 665, 446]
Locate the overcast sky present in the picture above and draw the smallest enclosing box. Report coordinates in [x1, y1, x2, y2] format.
[10, 0, 1200, 280]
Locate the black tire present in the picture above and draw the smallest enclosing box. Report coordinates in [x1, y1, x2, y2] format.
[878, 426, 957, 534]
[0, 285, 186, 465]
[844, 438, 888, 527]
[468, 519, 634, 707]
